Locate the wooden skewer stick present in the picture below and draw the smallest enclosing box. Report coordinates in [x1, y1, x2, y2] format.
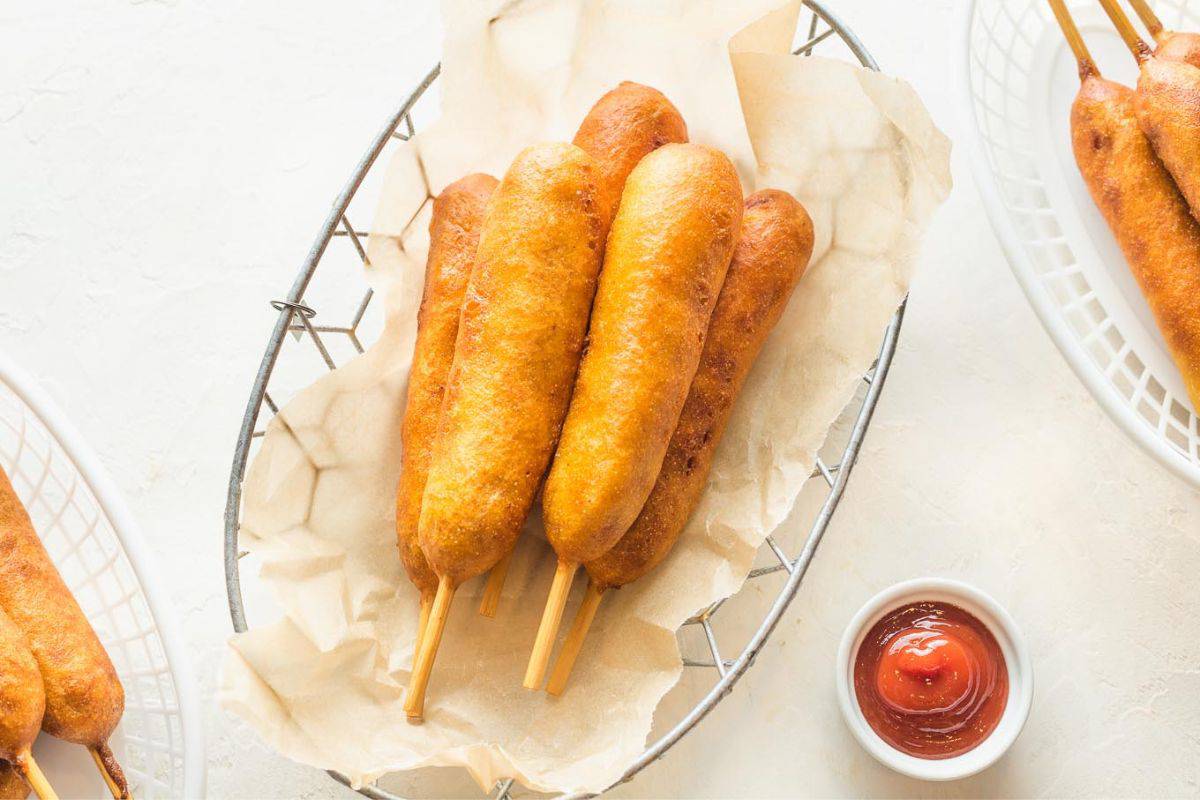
[478, 552, 512, 618]
[1097, 0, 1153, 61]
[523, 560, 578, 690]
[19, 754, 58, 800]
[405, 576, 455, 721]
[90, 744, 129, 800]
[545, 580, 606, 696]
[1125, 0, 1165, 38]
[415, 593, 433, 657]
[1047, 0, 1101, 77]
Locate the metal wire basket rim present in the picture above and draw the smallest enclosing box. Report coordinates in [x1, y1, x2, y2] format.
[222, 64, 440, 631]
[0, 350, 207, 799]
[224, 1, 891, 796]
[955, 0, 1200, 489]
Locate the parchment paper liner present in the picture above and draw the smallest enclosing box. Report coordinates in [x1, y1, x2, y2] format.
[219, 0, 951, 793]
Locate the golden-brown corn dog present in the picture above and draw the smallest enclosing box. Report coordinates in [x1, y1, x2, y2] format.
[1051, 1, 1200, 409]
[589, 190, 813, 588]
[1135, 57, 1200, 221]
[1096, 0, 1200, 223]
[0, 606, 44, 790]
[0, 763, 28, 800]
[546, 190, 814, 696]
[1155, 30, 1200, 66]
[527, 143, 743, 688]
[544, 144, 744, 563]
[1125, 0, 1200, 67]
[395, 173, 497, 626]
[573, 81, 688, 226]
[474, 83, 688, 618]
[0, 468, 126, 798]
[404, 143, 605, 718]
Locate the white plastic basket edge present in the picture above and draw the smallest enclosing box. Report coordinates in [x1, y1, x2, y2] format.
[954, 0, 1200, 490]
[0, 350, 206, 799]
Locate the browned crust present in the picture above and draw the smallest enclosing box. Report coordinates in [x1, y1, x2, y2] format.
[93, 742, 128, 798]
[587, 189, 814, 588]
[0, 762, 28, 800]
[395, 173, 498, 597]
[0, 606, 44, 762]
[1136, 57, 1200, 224]
[543, 143, 744, 565]
[0, 467, 123, 746]
[573, 81, 689, 226]
[418, 144, 605, 584]
[1157, 30, 1200, 69]
[1072, 75, 1200, 408]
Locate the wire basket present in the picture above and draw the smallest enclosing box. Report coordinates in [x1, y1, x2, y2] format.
[0, 351, 204, 799]
[959, 0, 1200, 487]
[224, 2, 899, 796]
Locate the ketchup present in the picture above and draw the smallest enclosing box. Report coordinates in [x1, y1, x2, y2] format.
[853, 601, 1007, 759]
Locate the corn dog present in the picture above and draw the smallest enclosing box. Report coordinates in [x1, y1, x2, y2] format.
[0, 468, 126, 798]
[404, 143, 605, 718]
[528, 143, 743, 688]
[1135, 56, 1200, 222]
[0, 606, 44, 796]
[546, 190, 814, 695]
[1075, 77, 1200, 406]
[395, 173, 497, 627]
[589, 190, 813, 587]
[0, 764, 28, 800]
[1096, 0, 1200, 224]
[1124, 0, 1200, 67]
[573, 81, 688, 226]
[1049, 0, 1200, 409]
[476, 83, 688, 617]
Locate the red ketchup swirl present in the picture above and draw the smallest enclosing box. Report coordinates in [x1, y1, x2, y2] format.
[853, 601, 1007, 759]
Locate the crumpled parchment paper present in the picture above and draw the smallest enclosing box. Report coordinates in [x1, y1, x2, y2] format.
[218, 0, 951, 794]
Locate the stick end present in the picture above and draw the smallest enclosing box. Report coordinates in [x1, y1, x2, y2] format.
[522, 669, 544, 691]
[403, 695, 425, 720]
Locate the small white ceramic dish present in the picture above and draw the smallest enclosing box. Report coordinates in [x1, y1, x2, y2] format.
[835, 578, 1032, 782]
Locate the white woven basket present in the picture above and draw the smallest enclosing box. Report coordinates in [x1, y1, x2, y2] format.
[0, 351, 203, 799]
[959, 0, 1200, 487]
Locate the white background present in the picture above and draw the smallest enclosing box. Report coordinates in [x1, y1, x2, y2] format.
[3, 1, 1199, 797]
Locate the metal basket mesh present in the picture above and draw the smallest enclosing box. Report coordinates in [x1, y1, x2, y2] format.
[224, 2, 901, 796]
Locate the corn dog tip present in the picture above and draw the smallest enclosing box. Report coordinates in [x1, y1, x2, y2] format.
[573, 81, 688, 225]
[1156, 32, 1200, 68]
[89, 745, 128, 800]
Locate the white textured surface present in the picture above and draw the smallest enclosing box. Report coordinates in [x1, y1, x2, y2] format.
[1, 1, 1198, 797]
